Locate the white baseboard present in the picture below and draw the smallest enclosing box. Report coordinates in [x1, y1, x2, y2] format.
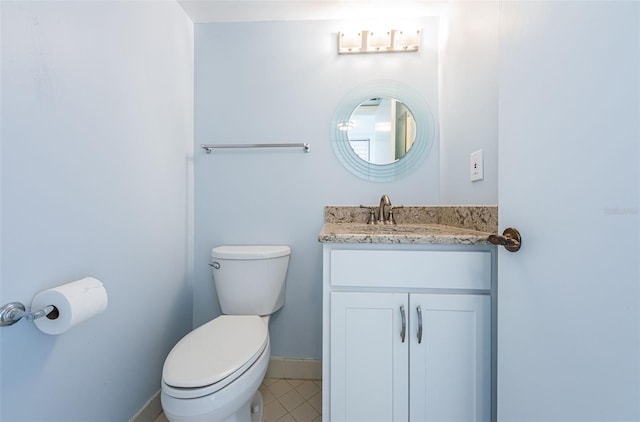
[130, 390, 162, 422]
[265, 357, 322, 380]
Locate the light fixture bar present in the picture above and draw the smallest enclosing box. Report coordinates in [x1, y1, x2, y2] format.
[338, 29, 421, 54]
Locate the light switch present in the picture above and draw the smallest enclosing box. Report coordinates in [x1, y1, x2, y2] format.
[470, 150, 484, 182]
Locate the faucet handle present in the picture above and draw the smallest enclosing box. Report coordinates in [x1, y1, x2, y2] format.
[359, 205, 377, 224]
[387, 205, 404, 225]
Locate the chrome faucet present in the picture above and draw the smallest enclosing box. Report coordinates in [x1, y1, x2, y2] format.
[378, 194, 391, 224]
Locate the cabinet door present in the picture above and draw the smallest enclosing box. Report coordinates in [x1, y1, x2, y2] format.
[331, 292, 409, 422]
[409, 294, 491, 422]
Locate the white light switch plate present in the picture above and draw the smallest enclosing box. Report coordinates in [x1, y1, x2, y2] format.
[470, 150, 484, 182]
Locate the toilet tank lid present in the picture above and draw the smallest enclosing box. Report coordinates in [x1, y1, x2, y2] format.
[211, 245, 291, 260]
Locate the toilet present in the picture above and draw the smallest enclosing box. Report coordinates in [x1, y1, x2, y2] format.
[161, 245, 291, 422]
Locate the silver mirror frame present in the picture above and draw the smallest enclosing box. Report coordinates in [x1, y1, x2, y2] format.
[331, 80, 435, 182]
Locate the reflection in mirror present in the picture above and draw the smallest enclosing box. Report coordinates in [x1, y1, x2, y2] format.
[346, 97, 416, 165]
[330, 80, 435, 182]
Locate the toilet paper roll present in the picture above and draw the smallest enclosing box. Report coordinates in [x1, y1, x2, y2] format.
[31, 277, 108, 335]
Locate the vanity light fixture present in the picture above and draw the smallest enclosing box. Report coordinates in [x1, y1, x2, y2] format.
[391, 29, 421, 51]
[338, 29, 421, 54]
[367, 30, 392, 52]
[338, 31, 364, 54]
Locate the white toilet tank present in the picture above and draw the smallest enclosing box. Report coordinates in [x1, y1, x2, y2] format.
[210, 245, 291, 316]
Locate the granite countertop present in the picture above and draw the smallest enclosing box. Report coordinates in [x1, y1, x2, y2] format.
[318, 205, 497, 245]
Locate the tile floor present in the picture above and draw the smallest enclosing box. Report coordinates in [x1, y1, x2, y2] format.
[154, 378, 322, 422]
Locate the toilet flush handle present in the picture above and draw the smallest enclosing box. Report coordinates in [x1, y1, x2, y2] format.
[209, 262, 221, 269]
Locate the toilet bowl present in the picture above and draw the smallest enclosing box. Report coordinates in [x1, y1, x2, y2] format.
[161, 316, 270, 422]
[161, 245, 291, 422]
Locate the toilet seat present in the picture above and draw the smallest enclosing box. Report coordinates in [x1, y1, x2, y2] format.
[162, 315, 268, 399]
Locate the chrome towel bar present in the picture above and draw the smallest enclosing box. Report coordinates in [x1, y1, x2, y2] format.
[201, 143, 310, 153]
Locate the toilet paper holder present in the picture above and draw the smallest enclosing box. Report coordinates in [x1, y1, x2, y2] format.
[0, 302, 58, 327]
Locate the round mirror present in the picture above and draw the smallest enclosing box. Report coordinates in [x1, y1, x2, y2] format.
[345, 97, 417, 165]
[331, 80, 434, 182]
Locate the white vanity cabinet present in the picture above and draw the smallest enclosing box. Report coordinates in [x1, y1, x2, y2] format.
[323, 245, 494, 422]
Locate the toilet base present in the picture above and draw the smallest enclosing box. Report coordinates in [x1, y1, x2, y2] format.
[162, 391, 262, 422]
[250, 391, 263, 422]
[161, 339, 269, 422]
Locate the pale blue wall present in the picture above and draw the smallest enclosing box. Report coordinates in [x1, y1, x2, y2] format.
[0, 2, 194, 420]
[439, 0, 499, 205]
[497, 1, 640, 419]
[0, 6, 500, 418]
[194, 19, 440, 359]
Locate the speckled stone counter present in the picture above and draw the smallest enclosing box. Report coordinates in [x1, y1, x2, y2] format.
[318, 206, 497, 245]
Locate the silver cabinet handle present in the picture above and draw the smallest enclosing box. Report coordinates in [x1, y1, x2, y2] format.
[417, 305, 423, 344]
[400, 305, 406, 343]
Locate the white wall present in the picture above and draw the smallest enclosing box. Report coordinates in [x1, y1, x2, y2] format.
[194, 18, 440, 359]
[0, 2, 194, 420]
[439, 0, 499, 205]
